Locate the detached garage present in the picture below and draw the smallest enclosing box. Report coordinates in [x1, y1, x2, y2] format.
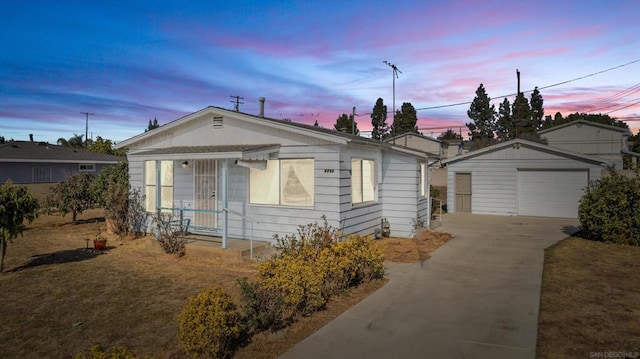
[442, 139, 608, 218]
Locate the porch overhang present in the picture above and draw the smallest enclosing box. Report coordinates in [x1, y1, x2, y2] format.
[128, 144, 280, 161]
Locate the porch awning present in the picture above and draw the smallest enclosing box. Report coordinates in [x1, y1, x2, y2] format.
[128, 144, 280, 161]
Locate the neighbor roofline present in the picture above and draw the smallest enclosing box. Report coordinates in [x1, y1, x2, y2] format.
[441, 138, 609, 166]
[538, 119, 632, 135]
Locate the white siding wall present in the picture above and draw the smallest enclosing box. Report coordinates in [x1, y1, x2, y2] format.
[381, 151, 420, 237]
[339, 146, 383, 237]
[542, 124, 624, 168]
[446, 145, 602, 216]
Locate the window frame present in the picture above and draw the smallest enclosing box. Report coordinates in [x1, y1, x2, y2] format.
[78, 163, 96, 172]
[420, 163, 427, 198]
[249, 158, 315, 207]
[351, 158, 376, 205]
[144, 160, 174, 213]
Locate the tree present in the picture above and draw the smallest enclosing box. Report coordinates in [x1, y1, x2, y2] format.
[57, 134, 85, 148]
[0, 180, 39, 272]
[45, 173, 97, 224]
[530, 87, 544, 130]
[313, 120, 319, 127]
[145, 117, 160, 132]
[85, 136, 126, 156]
[466, 84, 496, 141]
[371, 98, 389, 140]
[512, 92, 533, 135]
[495, 98, 514, 141]
[391, 102, 418, 137]
[333, 113, 359, 135]
[437, 129, 462, 140]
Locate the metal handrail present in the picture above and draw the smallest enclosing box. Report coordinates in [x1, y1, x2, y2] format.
[222, 208, 260, 260]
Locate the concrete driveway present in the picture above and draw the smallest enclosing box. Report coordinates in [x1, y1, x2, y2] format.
[281, 214, 579, 359]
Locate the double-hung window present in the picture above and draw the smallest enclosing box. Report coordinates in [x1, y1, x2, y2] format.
[249, 159, 314, 206]
[351, 159, 375, 204]
[144, 160, 174, 212]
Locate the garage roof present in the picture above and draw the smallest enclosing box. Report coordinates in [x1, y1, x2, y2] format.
[441, 138, 609, 166]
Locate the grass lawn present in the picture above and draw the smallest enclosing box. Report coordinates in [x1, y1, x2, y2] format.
[0, 209, 449, 358]
[537, 236, 640, 359]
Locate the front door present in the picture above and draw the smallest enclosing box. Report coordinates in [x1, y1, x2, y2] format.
[455, 173, 472, 213]
[194, 159, 217, 230]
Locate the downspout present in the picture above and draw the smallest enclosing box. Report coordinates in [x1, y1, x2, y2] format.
[426, 158, 431, 231]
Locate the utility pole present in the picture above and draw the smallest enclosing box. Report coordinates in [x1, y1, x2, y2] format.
[230, 95, 244, 112]
[352, 106, 356, 135]
[515, 69, 521, 138]
[383, 61, 402, 142]
[80, 112, 94, 145]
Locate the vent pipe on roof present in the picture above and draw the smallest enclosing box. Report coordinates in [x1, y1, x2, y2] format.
[259, 97, 265, 117]
[29, 134, 34, 142]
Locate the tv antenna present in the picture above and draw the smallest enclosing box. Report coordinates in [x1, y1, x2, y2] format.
[383, 60, 402, 140]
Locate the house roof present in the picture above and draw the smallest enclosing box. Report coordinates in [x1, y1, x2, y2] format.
[384, 132, 442, 144]
[116, 106, 428, 159]
[0, 141, 124, 164]
[441, 138, 609, 166]
[538, 120, 632, 135]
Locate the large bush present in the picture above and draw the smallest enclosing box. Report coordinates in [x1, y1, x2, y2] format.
[241, 219, 384, 331]
[579, 169, 640, 245]
[178, 287, 244, 359]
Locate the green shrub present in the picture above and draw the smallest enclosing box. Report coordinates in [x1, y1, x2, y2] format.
[237, 277, 287, 333]
[579, 169, 640, 245]
[258, 253, 326, 318]
[178, 287, 244, 359]
[74, 345, 140, 359]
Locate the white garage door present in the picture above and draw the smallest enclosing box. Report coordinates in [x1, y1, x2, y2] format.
[517, 170, 588, 218]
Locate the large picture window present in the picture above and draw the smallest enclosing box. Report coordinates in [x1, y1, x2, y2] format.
[351, 159, 375, 204]
[144, 160, 174, 212]
[250, 159, 314, 206]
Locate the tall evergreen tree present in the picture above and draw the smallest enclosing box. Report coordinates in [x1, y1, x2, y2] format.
[466, 84, 496, 140]
[333, 113, 359, 135]
[530, 87, 544, 131]
[371, 98, 388, 140]
[391, 102, 418, 137]
[145, 117, 160, 132]
[495, 98, 514, 141]
[512, 92, 532, 136]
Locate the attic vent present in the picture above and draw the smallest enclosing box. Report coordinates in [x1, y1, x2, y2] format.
[213, 116, 223, 128]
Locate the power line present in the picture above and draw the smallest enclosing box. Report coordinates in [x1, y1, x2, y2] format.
[230, 95, 244, 111]
[414, 58, 640, 111]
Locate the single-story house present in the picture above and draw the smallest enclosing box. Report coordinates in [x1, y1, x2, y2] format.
[538, 120, 636, 169]
[441, 138, 608, 218]
[115, 105, 431, 245]
[0, 139, 124, 200]
[384, 133, 442, 159]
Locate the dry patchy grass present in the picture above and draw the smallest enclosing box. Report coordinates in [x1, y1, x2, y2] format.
[4, 210, 447, 358]
[375, 230, 453, 263]
[537, 236, 640, 359]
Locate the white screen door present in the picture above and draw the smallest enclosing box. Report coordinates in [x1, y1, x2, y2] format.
[194, 159, 217, 230]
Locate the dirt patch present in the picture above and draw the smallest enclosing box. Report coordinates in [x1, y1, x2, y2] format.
[3, 210, 440, 358]
[376, 230, 453, 263]
[537, 236, 640, 358]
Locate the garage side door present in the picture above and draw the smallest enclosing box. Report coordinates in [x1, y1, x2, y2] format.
[455, 173, 472, 213]
[517, 170, 588, 218]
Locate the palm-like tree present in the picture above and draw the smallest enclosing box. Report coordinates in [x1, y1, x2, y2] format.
[57, 134, 84, 148]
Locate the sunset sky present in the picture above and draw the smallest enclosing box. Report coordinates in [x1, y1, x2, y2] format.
[1, 0, 639, 144]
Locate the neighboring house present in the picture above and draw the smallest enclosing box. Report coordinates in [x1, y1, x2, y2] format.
[441, 139, 607, 218]
[115, 106, 430, 245]
[440, 139, 470, 160]
[0, 139, 124, 200]
[539, 120, 635, 169]
[384, 133, 441, 158]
